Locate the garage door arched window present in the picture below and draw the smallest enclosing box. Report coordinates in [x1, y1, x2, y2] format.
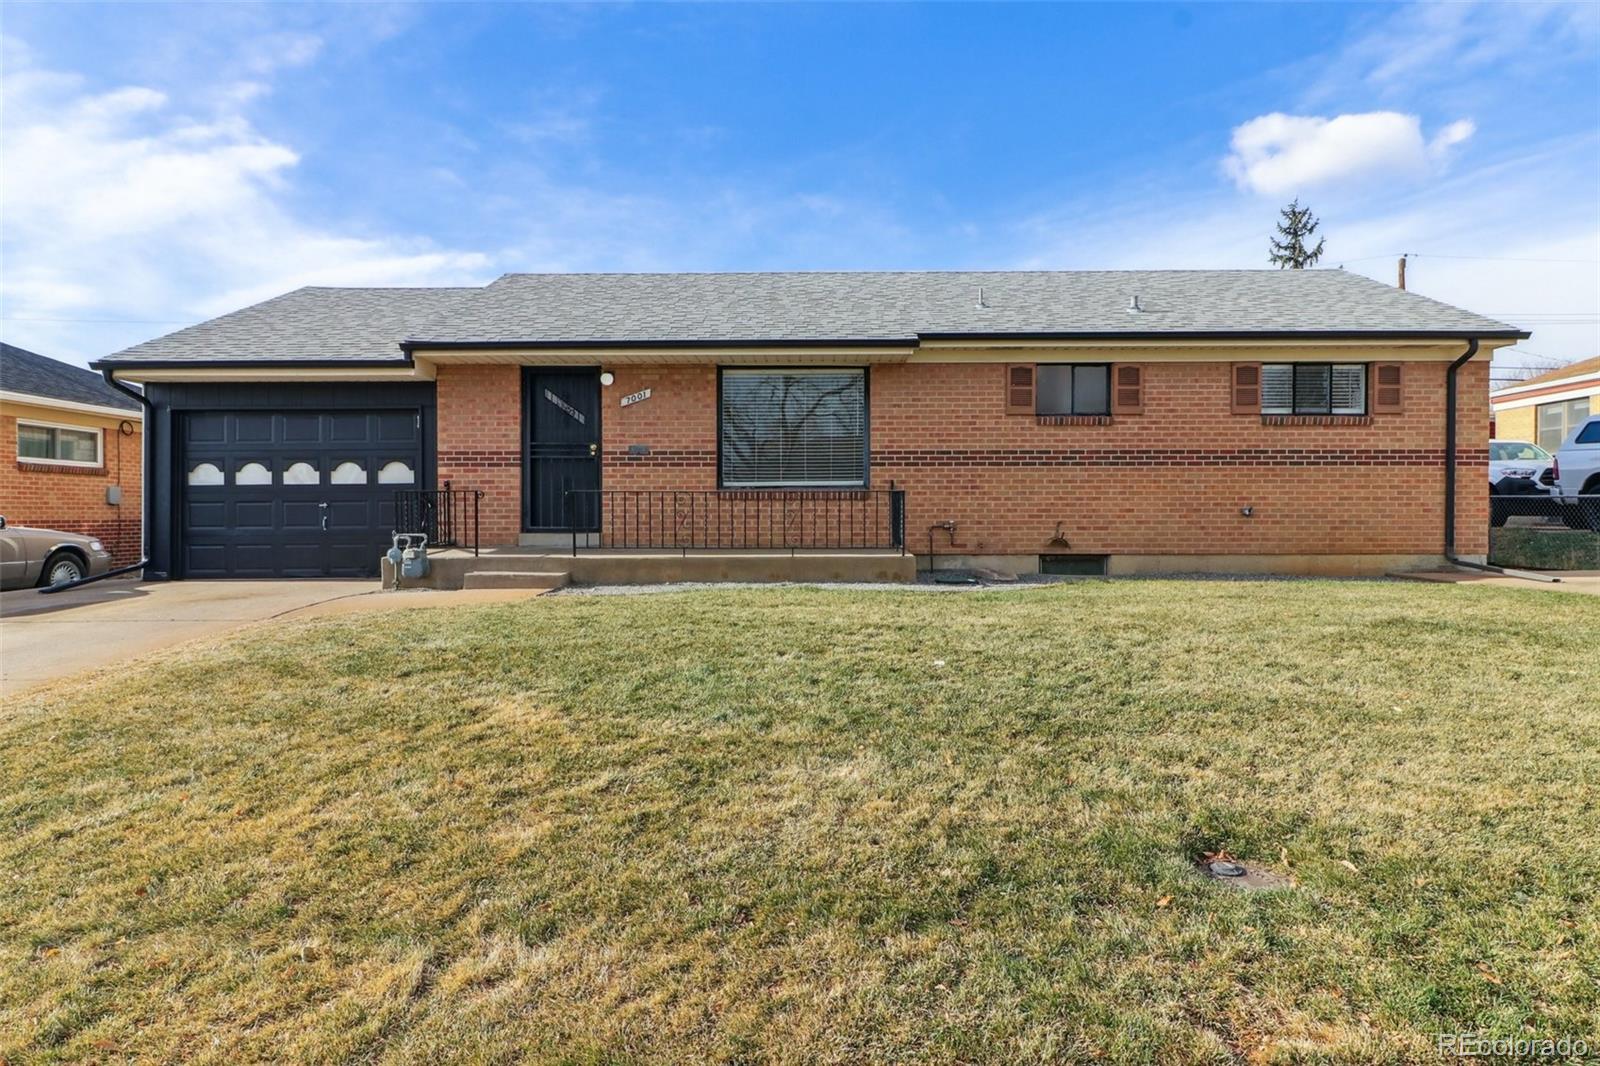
[187, 462, 224, 486]
[283, 462, 318, 485]
[236, 462, 271, 485]
[331, 461, 367, 484]
[376, 460, 415, 484]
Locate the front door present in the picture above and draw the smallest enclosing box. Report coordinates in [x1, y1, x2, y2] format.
[524, 369, 601, 530]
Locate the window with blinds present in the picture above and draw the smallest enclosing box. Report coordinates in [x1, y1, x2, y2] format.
[1261, 364, 1367, 415]
[719, 369, 867, 486]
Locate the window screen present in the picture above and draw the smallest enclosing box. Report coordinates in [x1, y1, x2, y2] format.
[1036, 364, 1111, 416]
[720, 369, 867, 486]
[1261, 364, 1366, 415]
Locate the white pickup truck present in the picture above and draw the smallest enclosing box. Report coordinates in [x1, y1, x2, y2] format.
[1551, 414, 1600, 531]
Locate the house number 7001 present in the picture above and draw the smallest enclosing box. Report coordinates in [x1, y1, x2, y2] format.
[620, 388, 652, 407]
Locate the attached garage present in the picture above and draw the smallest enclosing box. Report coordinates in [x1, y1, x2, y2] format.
[139, 382, 437, 580]
[181, 409, 423, 577]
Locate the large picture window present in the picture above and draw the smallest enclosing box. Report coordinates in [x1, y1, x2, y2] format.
[17, 420, 102, 466]
[720, 369, 867, 487]
[1261, 363, 1367, 415]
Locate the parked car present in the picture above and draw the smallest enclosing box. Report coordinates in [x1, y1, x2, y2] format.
[1488, 440, 1555, 494]
[0, 516, 114, 590]
[1550, 416, 1600, 531]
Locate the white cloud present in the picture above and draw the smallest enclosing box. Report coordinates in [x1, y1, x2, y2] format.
[1428, 118, 1476, 158]
[1323, 1, 1600, 99]
[1015, 135, 1600, 364]
[0, 38, 491, 363]
[1223, 111, 1473, 196]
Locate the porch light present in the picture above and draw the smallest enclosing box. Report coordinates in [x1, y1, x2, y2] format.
[599, 372, 615, 386]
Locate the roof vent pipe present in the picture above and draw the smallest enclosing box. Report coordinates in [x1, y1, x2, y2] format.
[976, 286, 988, 309]
[1127, 295, 1143, 312]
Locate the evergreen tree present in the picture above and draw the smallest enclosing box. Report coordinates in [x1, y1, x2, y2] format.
[1268, 198, 1326, 269]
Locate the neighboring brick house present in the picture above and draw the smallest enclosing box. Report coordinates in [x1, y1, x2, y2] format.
[1491, 355, 1599, 452]
[1, 343, 143, 563]
[94, 271, 1526, 580]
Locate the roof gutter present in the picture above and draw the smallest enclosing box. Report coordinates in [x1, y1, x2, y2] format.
[915, 328, 1530, 342]
[399, 338, 914, 354]
[401, 329, 1529, 353]
[1440, 339, 1558, 583]
[91, 357, 416, 370]
[99, 368, 153, 580]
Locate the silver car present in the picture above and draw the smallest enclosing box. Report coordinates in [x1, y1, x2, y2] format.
[0, 516, 114, 590]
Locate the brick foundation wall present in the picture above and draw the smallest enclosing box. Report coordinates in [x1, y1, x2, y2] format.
[0, 408, 144, 564]
[432, 358, 1490, 559]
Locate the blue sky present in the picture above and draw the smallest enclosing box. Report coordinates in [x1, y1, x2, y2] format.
[2, 2, 1597, 379]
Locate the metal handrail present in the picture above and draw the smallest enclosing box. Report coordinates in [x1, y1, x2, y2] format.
[395, 486, 483, 555]
[564, 486, 907, 556]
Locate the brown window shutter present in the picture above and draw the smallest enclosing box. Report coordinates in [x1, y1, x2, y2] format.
[1231, 363, 1261, 414]
[1373, 362, 1404, 413]
[1005, 364, 1036, 415]
[1111, 364, 1144, 414]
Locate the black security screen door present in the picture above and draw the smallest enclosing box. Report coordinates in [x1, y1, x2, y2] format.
[525, 369, 601, 530]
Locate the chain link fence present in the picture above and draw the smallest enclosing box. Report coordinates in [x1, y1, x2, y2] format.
[1489, 489, 1600, 569]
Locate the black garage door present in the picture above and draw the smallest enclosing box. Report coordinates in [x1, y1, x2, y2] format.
[180, 409, 422, 577]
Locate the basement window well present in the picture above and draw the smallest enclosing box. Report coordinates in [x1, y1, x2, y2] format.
[1040, 554, 1109, 576]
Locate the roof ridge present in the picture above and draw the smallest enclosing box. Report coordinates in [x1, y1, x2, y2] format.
[489, 267, 1355, 279]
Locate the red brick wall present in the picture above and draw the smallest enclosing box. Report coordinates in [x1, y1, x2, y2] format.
[869, 358, 1488, 559]
[0, 406, 144, 563]
[604, 365, 718, 491]
[435, 364, 523, 545]
[432, 358, 1490, 559]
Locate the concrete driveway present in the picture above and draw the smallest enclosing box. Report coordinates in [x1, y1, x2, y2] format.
[1, 579, 556, 698]
[1, 579, 375, 698]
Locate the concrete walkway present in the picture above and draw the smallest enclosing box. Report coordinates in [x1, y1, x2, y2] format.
[0, 580, 549, 698]
[1394, 569, 1600, 595]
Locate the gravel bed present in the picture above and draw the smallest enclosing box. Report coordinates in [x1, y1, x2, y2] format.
[549, 570, 1398, 596]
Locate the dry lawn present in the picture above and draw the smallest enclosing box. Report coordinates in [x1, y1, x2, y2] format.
[1, 580, 1597, 1063]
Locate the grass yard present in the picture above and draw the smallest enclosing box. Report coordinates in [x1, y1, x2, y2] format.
[2, 580, 1597, 1064]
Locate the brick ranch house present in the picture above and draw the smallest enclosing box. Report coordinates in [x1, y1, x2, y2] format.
[1, 342, 143, 564]
[92, 271, 1526, 581]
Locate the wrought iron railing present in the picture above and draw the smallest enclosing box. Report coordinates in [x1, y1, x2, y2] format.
[395, 485, 483, 555]
[564, 487, 907, 556]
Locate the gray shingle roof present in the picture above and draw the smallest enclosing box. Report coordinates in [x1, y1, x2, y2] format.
[102, 287, 480, 364]
[2, 342, 141, 410]
[97, 271, 1525, 366]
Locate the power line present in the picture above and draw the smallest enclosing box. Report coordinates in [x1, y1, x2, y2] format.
[1337, 252, 1600, 266]
[1407, 253, 1600, 265]
[0, 315, 196, 325]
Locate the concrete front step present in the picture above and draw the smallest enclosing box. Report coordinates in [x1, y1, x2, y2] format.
[384, 550, 917, 589]
[460, 570, 570, 591]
